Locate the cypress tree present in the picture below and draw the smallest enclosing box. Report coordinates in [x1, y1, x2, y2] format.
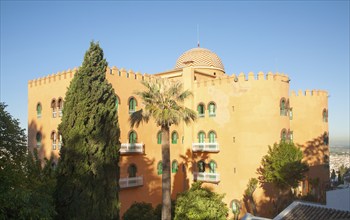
[55, 41, 120, 219]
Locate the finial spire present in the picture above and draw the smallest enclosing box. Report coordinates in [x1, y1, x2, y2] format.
[197, 24, 200, 47]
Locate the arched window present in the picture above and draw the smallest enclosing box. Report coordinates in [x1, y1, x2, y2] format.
[58, 133, 63, 150]
[115, 95, 120, 112]
[157, 161, 163, 175]
[197, 103, 205, 117]
[51, 99, 57, 118]
[36, 132, 42, 148]
[57, 98, 63, 117]
[171, 131, 178, 144]
[128, 97, 137, 114]
[198, 131, 206, 143]
[208, 102, 216, 117]
[128, 164, 137, 178]
[36, 103, 42, 118]
[281, 129, 287, 141]
[280, 98, 286, 116]
[209, 160, 217, 173]
[157, 131, 162, 144]
[323, 132, 329, 145]
[208, 131, 216, 143]
[323, 109, 328, 123]
[198, 160, 206, 172]
[51, 131, 57, 150]
[129, 131, 137, 144]
[172, 160, 178, 173]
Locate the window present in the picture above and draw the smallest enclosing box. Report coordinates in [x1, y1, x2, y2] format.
[51, 131, 57, 150]
[208, 102, 216, 117]
[58, 134, 63, 150]
[115, 95, 120, 112]
[128, 164, 137, 178]
[129, 131, 137, 144]
[157, 161, 163, 175]
[171, 131, 178, 144]
[51, 99, 57, 118]
[209, 160, 217, 173]
[280, 99, 286, 116]
[129, 97, 137, 114]
[57, 98, 63, 117]
[157, 131, 162, 144]
[197, 103, 205, 117]
[289, 108, 293, 120]
[281, 129, 287, 141]
[323, 109, 328, 123]
[198, 160, 206, 172]
[289, 131, 294, 142]
[36, 103, 42, 118]
[172, 160, 178, 173]
[208, 131, 216, 143]
[36, 132, 42, 148]
[198, 131, 205, 143]
[323, 132, 329, 145]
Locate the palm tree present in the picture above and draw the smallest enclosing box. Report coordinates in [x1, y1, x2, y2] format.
[130, 79, 197, 220]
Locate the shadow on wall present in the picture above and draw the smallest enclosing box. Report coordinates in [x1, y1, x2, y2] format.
[28, 120, 49, 161]
[119, 154, 161, 216]
[248, 133, 330, 218]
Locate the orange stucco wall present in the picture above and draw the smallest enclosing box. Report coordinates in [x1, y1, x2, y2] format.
[28, 65, 329, 218]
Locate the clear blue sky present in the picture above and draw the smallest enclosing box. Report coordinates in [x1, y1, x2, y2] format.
[1, 1, 349, 146]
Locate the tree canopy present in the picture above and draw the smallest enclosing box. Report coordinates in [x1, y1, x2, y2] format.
[258, 141, 309, 190]
[55, 41, 120, 219]
[174, 182, 228, 220]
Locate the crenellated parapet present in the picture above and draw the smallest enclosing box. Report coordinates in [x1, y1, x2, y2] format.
[28, 67, 79, 88]
[194, 71, 290, 87]
[290, 89, 328, 97]
[28, 66, 163, 88]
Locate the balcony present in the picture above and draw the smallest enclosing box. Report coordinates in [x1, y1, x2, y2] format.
[193, 172, 220, 183]
[192, 142, 219, 152]
[120, 143, 144, 154]
[119, 176, 143, 189]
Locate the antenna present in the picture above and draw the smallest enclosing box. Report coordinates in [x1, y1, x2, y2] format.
[197, 24, 200, 47]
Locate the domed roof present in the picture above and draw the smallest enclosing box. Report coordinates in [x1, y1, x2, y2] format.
[175, 47, 224, 71]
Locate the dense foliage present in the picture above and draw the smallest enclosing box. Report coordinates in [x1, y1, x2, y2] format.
[244, 178, 258, 215]
[123, 202, 157, 220]
[0, 103, 56, 219]
[258, 141, 309, 190]
[174, 182, 228, 220]
[130, 79, 196, 220]
[55, 42, 120, 219]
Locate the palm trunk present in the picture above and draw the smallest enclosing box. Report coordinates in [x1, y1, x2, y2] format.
[161, 125, 171, 220]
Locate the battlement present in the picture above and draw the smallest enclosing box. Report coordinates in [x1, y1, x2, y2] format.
[290, 89, 328, 97]
[194, 71, 290, 87]
[28, 66, 163, 88]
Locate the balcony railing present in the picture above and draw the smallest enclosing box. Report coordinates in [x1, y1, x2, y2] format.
[119, 176, 143, 189]
[192, 142, 219, 152]
[120, 143, 144, 154]
[193, 172, 220, 183]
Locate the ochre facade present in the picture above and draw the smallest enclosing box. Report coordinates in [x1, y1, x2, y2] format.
[28, 47, 329, 218]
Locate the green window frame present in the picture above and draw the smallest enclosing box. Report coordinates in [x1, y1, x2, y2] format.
[129, 131, 137, 144]
[198, 160, 206, 172]
[280, 99, 286, 116]
[129, 97, 136, 114]
[172, 160, 178, 173]
[289, 108, 293, 120]
[208, 131, 216, 143]
[171, 131, 178, 144]
[209, 160, 217, 173]
[157, 161, 163, 175]
[36, 103, 42, 118]
[36, 132, 42, 148]
[197, 103, 205, 117]
[208, 102, 216, 117]
[281, 129, 287, 141]
[157, 131, 162, 144]
[323, 109, 328, 122]
[198, 131, 205, 143]
[289, 131, 294, 142]
[128, 164, 137, 178]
